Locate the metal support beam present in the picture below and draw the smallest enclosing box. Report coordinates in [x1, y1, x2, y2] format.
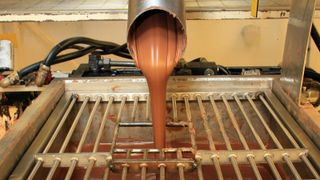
[280, 0, 316, 104]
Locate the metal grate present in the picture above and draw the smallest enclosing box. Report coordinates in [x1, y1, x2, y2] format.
[24, 89, 319, 180]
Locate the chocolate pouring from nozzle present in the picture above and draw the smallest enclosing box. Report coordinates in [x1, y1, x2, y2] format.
[127, 0, 187, 65]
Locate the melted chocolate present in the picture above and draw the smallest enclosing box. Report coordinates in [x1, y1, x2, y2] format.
[128, 11, 185, 148]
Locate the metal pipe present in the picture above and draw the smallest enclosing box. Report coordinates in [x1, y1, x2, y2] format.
[145, 95, 150, 121]
[119, 121, 188, 127]
[121, 150, 131, 180]
[127, 0, 187, 61]
[196, 95, 223, 180]
[140, 149, 148, 180]
[159, 149, 166, 180]
[172, 95, 178, 122]
[177, 149, 185, 180]
[246, 95, 301, 179]
[221, 95, 261, 180]
[209, 96, 242, 180]
[234, 95, 280, 179]
[183, 96, 197, 149]
[259, 94, 319, 179]
[46, 97, 89, 180]
[209, 96, 245, 180]
[27, 97, 77, 180]
[131, 96, 139, 121]
[110, 97, 127, 153]
[84, 97, 114, 179]
[65, 96, 102, 180]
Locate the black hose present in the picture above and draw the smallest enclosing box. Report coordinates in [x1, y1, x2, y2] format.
[305, 68, 320, 82]
[18, 37, 132, 78]
[18, 46, 97, 77]
[43, 37, 131, 66]
[311, 23, 320, 52]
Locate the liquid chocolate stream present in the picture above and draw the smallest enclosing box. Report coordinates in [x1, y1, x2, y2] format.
[129, 11, 184, 148]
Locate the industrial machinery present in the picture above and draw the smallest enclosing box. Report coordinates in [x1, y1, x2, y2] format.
[0, 0, 320, 180]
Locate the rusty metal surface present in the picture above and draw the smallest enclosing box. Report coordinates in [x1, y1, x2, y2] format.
[0, 80, 65, 180]
[280, 0, 316, 105]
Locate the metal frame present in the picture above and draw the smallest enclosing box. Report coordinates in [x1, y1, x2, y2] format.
[0, 80, 65, 180]
[5, 76, 320, 180]
[280, 0, 316, 105]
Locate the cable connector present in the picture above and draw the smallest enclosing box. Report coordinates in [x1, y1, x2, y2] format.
[35, 64, 50, 87]
[0, 71, 19, 88]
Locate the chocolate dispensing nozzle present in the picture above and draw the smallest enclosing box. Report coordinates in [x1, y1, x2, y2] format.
[126, 0, 187, 148]
[127, 0, 187, 66]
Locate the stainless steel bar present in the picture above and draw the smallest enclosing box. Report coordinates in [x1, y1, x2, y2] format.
[196, 95, 216, 150]
[146, 94, 150, 121]
[131, 96, 138, 121]
[209, 96, 242, 180]
[140, 149, 147, 180]
[121, 150, 131, 180]
[246, 95, 301, 179]
[221, 95, 260, 180]
[35, 153, 111, 167]
[94, 97, 114, 152]
[196, 95, 223, 180]
[234, 95, 280, 179]
[46, 160, 59, 180]
[196, 149, 307, 164]
[259, 95, 299, 147]
[300, 155, 319, 179]
[196, 159, 204, 180]
[104, 97, 126, 180]
[159, 149, 166, 180]
[260, 94, 319, 179]
[76, 96, 102, 152]
[44, 97, 77, 153]
[60, 97, 90, 153]
[65, 96, 102, 180]
[27, 96, 77, 180]
[46, 97, 90, 180]
[211, 156, 223, 180]
[83, 159, 95, 180]
[119, 121, 188, 127]
[27, 160, 42, 180]
[183, 96, 197, 149]
[229, 155, 243, 180]
[221, 96, 250, 150]
[110, 97, 127, 153]
[177, 149, 185, 180]
[233, 96, 265, 149]
[64, 160, 77, 180]
[172, 94, 178, 122]
[103, 168, 110, 180]
[114, 148, 192, 153]
[265, 155, 282, 180]
[209, 96, 232, 150]
[84, 97, 114, 179]
[246, 95, 283, 148]
[283, 155, 301, 179]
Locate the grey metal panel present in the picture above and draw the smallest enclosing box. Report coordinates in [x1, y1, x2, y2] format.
[280, 0, 316, 105]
